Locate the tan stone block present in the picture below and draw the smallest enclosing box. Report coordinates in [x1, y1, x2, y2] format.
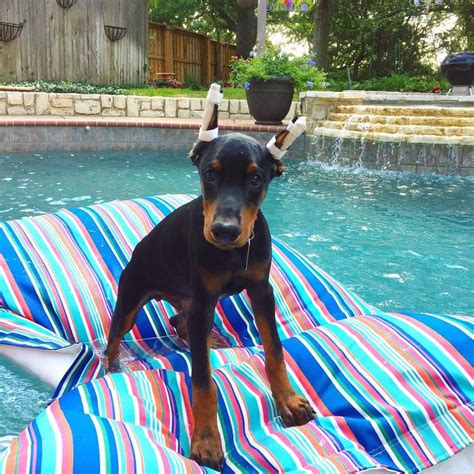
[51, 97, 74, 108]
[140, 110, 165, 117]
[114, 96, 126, 109]
[75, 100, 101, 115]
[190, 110, 204, 118]
[50, 107, 74, 116]
[151, 97, 164, 110]
[178, 108, 191, 118]
[219, 111, 230, 119]
[239, 100, 249, 114]
[0, 100, 6, 115]
[7, 92, 23, 105]
[101, 95, 114, 108]
[140, 100, 151, 111]
[101, 109, 126, 117]
[229, 100, 239, 114]
[23, 93, 35, 107]
[178, 98, 190, 109]
[164, 98, 177, 117]
[35, 92, 49, 114]
[190, 98, 201, 110]
[232, 113, 251, 120]
[7, 106, 35, 115]
[340, 91, 366, 100]
[220, 99, 229, 112]
[127, 97, 140, 117]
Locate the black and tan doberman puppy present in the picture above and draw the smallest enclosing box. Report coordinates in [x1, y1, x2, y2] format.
[105, 106, 314, 470]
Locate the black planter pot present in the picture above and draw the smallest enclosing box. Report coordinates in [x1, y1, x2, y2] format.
[440, 51, 474, 87]
[246, 77, 294, 125]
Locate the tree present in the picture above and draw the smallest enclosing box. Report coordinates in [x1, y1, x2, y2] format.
[149, 0, 258, 58]
[271, 0, 472, 80]
[312, 0, 332, 71]
[428, 0, 473, 51]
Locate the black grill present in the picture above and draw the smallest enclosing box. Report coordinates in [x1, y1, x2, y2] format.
[440, 51, 474, 87]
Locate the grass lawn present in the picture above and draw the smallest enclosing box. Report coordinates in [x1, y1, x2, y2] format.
[0, 81, 247, 99]
[126, 87, 247, 100]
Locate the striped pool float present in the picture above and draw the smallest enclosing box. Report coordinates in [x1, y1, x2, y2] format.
[0, 194, 472, 473]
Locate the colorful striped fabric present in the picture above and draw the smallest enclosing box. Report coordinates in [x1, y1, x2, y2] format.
[0, 308, 102, 397]
[1, 314, 472, 473]
[0, 195, 472, 473]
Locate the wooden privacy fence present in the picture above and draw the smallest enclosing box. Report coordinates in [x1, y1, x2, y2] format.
[148, 23, 236, 86]
[0, 0, 148, 84]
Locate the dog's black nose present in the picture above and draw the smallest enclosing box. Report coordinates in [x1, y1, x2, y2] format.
[211, 222, 241, 243]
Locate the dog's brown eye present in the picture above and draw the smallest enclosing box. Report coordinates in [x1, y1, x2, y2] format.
[250, 173, 262, 187]
[204, 170, 217, 182]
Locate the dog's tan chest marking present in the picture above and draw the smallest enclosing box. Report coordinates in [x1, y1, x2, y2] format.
[199, 268, 231, 295]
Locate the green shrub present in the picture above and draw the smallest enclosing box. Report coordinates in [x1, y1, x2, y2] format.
[0, 80, 127, 95]
[182, 74, 202, 90]
[328, 74, 449, 93]
[230, 48, 326, 93]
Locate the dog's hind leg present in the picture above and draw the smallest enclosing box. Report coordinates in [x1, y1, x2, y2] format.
[248, 281, 316, 427]
[105, 265, 150, 372]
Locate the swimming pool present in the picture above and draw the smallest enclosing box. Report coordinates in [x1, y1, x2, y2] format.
[1, 149, 473, 442]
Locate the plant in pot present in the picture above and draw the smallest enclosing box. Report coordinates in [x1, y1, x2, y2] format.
[230, 48, 325, 125]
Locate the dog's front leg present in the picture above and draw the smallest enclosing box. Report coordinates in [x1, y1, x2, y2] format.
[248, 282, 316, 426]
[187, 296, 224, 471]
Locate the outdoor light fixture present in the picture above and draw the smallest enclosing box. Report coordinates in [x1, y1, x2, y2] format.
[0, 21, 23, 42]
[56, 0, 78, 9]
[104, 25, 128, 42]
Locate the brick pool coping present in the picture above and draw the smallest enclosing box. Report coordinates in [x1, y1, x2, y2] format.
[0, 115, 285, 132]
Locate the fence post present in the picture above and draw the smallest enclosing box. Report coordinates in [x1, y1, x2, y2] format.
[201, 37, 212, 86]
[164, 27, 174, 73]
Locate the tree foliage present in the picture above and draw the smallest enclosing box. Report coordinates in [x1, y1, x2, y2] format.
[148, 0, 257, 57]
[149, 0, 473, 79]
[270, 0, 473, 80]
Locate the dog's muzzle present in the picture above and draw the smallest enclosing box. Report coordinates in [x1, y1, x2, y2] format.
[211, 221, 241, 244]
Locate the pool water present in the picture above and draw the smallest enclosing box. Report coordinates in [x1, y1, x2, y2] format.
[0, 360, 52, 450]
[1, 149, 473, 443]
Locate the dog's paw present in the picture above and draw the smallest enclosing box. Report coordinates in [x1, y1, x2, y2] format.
[277, 393, 316, 427]
[170, 313, 189, 340]
[190, 429, 225, 471]
[103, 355, 121, 374]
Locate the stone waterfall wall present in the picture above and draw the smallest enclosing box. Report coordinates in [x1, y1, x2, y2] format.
[301, 91, 474, 176]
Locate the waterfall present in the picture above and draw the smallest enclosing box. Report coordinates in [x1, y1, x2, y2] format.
[307, 102, 473, 175]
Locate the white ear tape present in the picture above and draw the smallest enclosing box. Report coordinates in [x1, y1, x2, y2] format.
[266, 136, 286, 160]
[284, 116, 307, 149]
[198, 128, 219, 142]
[206, 83, 224, 105]
[266, 116, 307, 160]
[199, 83, 223, 142]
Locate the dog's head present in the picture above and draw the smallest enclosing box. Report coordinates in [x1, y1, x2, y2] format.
[190, 134, 279, 249]
[188, 84, 305, 250]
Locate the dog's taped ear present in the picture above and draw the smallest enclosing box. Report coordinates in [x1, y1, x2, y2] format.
[189, 140, 208, 166]
[189, 83, 223, 166]
[266, 116, 307, 176]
